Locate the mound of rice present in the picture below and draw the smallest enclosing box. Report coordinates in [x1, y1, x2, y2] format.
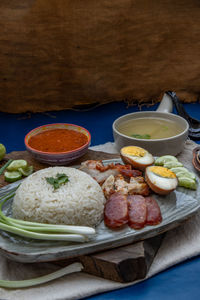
[12, 167, 106, 227]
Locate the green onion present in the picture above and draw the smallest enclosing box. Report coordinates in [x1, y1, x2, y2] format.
[0, 159, 13, 175]
[131, 134, 151, 139]
[4, 219, 95, 235]
[0, 188, 95, 288]
[0, 189, 95, 242]
[0, 262, 83, 288]
[0, 222, 87, 242]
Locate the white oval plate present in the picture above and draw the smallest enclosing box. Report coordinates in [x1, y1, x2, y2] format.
[0, 159, 199, 263]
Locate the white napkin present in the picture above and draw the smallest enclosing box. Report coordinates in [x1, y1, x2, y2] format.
[0, 140, 199, 300]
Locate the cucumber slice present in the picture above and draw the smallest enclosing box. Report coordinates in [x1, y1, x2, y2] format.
[171, 167, 196, 180]
[178, 177, 197, 190]
[6, 160, 28, 171]
[163, 161, 183, 169]
[155, 155, 178, 166]
[18, 166, 33, 177]
[175, 171, 196, 180]
[4, 171, 22, 183]
[170, 166, 189, 173]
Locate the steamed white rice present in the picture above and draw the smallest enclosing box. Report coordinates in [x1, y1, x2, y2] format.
[12, 167, 106, 227]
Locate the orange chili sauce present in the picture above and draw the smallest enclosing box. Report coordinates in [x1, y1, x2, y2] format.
[28, 129, 88, 153]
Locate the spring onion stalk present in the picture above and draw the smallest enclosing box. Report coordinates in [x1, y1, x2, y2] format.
[0, 190, 95, 241]
[0, 262, 83, 288]
[0, 222, 87, 242]
[3, 219, 95, 235]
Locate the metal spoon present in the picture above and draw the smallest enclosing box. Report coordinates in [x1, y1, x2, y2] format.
[166, 91, 200, 140]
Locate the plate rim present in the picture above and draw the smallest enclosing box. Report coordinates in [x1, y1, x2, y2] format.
[0, 158, 199, 263]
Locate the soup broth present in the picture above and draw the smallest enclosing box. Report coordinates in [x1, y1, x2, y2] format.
[118, 117, 183, 140]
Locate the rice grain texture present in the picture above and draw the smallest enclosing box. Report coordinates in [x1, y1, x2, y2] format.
[12, 167, 106, 227]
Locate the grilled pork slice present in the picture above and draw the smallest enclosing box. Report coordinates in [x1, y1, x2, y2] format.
[80, 160, 141, 185]
[102, 174, 150, 198]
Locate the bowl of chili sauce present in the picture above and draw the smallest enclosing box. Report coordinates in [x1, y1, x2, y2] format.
[25, 123, 91, 165]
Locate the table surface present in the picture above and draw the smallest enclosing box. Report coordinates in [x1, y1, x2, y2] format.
[0, 101, 200, 300]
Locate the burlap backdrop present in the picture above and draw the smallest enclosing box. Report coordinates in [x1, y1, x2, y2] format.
[0, 0, 200, 113]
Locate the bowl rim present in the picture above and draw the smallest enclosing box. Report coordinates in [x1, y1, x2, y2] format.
[112, 111, 189, 142]
[24, 123, 91, 155]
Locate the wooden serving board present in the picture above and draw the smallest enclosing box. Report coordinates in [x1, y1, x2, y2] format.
[0, 150, 164, 283]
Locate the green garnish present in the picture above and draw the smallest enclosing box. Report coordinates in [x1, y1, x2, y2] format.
[131, 134, 151, 139]
[46, 173, 69, 190]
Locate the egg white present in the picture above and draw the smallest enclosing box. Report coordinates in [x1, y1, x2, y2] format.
[123, 152, 154, 165]
[146, 169, 178, 191]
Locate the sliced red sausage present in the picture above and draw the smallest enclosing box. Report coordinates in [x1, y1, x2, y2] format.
[145, 196, 162, 225]
[104, 192, 128, 228]
[127, 195, 147, 229]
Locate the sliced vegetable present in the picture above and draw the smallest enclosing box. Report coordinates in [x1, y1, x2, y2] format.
[172, 170, 195, 180]
[2, 159, 34, 182]
[155, 156, 197, 190]
[7, 159, 28, 171]
[18, 166, 34, 177]
[163, 161, 183, 169]
[0, 159, 13, 175]
[170, 167, 196, 180]
[178, 177, 197, 190]
[155, 155, 178, 166]
[4, 171, 22, 183]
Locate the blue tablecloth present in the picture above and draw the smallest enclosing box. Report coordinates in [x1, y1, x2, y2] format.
[0, 101, 200, 300]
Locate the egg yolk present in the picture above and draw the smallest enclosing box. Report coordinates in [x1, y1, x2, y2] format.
[122, 146, 146, 157]
[149, 166, 176, 178]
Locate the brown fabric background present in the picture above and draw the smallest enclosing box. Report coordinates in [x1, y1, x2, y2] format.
[0, 0, 200, 113]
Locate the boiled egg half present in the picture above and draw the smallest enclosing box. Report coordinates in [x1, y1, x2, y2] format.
[145, 166, 178, 195]
[120, 146, 154, 170]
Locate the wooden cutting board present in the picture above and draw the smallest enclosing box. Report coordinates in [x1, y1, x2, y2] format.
[0, 150, 164, 283]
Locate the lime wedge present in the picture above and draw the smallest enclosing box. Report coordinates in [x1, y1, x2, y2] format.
[7, 160, 28, 171]
[0, 144, 6, 161]
[18, 166, 33, 177]
[4, 171, 22, 183]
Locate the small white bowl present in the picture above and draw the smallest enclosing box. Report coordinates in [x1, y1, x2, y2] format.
[25, 123, 91, 165]
[112, 94, 189, 156]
